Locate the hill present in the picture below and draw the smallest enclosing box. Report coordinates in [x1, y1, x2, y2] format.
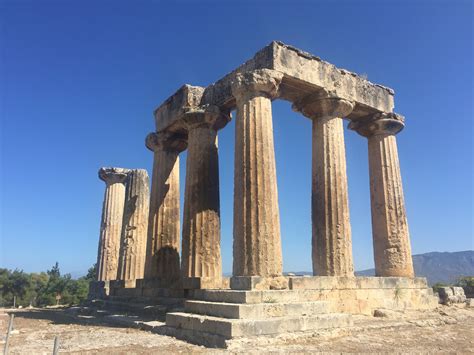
[356, 250, 474, 285]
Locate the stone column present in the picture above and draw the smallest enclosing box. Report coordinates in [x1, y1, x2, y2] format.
[231, 69, 284, 277]
[349, 112, 414, 277]
[96, 167, 130, 281]
[144, 132, 186, 284]
[293, 90, 355, 276]
[117, 169, 150, 286]
[181, 105, 229, 289]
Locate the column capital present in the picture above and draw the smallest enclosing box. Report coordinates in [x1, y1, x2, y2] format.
[348, 112, 405, 137]
[145, 131, 187, 153]
[182, 105, 230, 131]
[98, 167, 130, 184]
[231, 69, 284, 101]
[292, 89, 354, 119]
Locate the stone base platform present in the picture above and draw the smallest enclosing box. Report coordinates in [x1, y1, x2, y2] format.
[163, 276, 437, 346]
[89, 276, 437, 347]
[165, 290, 351, 347]
[183, 276, 230, 290]
[101, 295, 184, 320]
[88, 279, 186, 319]
[166, 312, 351, 344]
[88, 280, 110, 299]
[287, 276, 438, 314]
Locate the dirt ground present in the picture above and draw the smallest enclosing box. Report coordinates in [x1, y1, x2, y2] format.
[1, 306, 473, 354]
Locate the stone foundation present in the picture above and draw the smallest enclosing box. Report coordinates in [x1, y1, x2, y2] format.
[182, 277, 230, 290]
[230, 276, 289, 290]
[288, 276, 438, 314]
[88, 280, 110, 299]
[89, 276, 437, 347]
[160, 276, 437, 346]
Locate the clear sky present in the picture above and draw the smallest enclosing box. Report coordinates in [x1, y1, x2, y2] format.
[1, 0, 472, 276]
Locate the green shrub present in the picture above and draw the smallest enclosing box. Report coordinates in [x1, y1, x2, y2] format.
[0, 263, 95, 307]
[432, 282, 449, 294]
[456, 276, 474, 288]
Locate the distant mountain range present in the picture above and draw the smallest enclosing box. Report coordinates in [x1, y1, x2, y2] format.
[356, 251, 474, 285]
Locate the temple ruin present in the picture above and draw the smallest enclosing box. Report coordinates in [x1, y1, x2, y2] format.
[89, 42, 437, 346]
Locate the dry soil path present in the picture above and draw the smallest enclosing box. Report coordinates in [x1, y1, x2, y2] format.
[1, 306, 473, 354]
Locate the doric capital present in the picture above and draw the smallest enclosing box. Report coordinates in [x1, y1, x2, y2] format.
[292, 89, 354, 119]
[145, 131, 187, 153]
[231, 69, 284, 101]
[98, 167, 130, 184]
[348, 112, 405, 137]
[181, 105, 231, 131]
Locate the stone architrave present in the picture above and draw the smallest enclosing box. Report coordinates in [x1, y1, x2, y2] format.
[293, 90, 355, 276]
[349, 112, 414, 277]
[181, 105, 229, 288]
[231, 69, 284, 277]
[117, 169, 150, 286]
[144, 132, 186, 283]
[96, 167, 130, 281]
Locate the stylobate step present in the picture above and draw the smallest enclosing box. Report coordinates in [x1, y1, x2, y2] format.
[184, 300, 330, 319]
[191, 289, 324, 304]
[166, 312, 352, 338]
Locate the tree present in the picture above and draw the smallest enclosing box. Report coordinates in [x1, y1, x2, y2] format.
[0, 269, 31, 306]
[47, 262, 61, 278]
[26, 272, 49, 306]
[456, 276, 474, 288]
[85, 263, 97, 281]
[0, 263, 92, 307]
[42, 262, 66, 305]
[0, 268, 12, 306]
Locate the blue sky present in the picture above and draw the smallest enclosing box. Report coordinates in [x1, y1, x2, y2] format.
[1, 0, 472, 276]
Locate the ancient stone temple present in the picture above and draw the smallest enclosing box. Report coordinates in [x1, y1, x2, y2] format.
[89, 41, 437, 347]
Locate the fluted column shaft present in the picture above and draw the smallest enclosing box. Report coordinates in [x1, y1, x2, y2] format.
[181, 107, 228, 286]
[144, 133, 185, 282]
[118, 169, 150, 284]
[232, 69, 283, 277]
[96, 167, 130, 281]
[293, 92, 354, 276]
[350, 113, 414, 277]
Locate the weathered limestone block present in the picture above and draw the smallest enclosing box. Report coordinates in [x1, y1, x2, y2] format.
[144, 132, 186, 283]
[287, 276, 437, 314]
[96, 167, 130, 281]
[438, 286, 467, 304]
[230, 276, 289, 290]
[373, 308, 403, 318]
[154, 85, 205, 132]
[155, 42, 395, 136]
[293, 89, 355, 276]
[438, 287, 454, 304]
[200, 42, 394, 116]
[181, 105, 229, 288]
[463, 285, 474, 298]
[117, 169, 150, 285]
[88, 280, 110, 299]
[231, 69, 284, 277]
[349, 112, 414, 277]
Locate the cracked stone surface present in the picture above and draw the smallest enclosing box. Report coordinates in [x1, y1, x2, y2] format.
[117, 169, 150, 283]
[96, 167, 130, 281]
[144, 132, 185, 282]
[231, 69, 283, 277]
[349, 112, 414, 277]
[293, 91, 355, 276]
